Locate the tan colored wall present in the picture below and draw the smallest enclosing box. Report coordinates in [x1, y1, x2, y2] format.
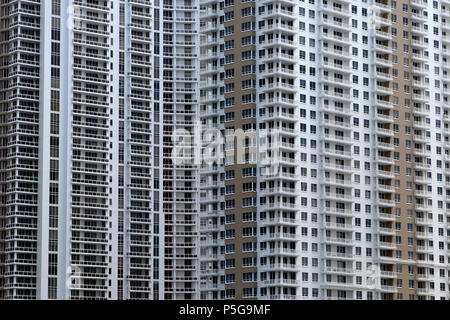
[223, 1, 258, 299]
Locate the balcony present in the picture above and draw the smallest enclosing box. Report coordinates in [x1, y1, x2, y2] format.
[323, 207, 354, 217]
[324, 192, 353, 202]
[321, 47, 350, 59]
[260, 278, 300, 287]
[324, 222, 354, 231]
[321, 4, 351, 17]
[325, 237, 354, 245]
[324, 251, 354, 260]
[259, 247, 300, 256]
[260, 233, 298, 241]
[324, 267, 354, 275]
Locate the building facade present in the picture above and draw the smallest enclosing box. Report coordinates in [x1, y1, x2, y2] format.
[0, 0, 449, 301]
[199, 0, 450, 300]
[0, 0, 200, 300]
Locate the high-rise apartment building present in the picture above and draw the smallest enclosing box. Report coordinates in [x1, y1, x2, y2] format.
[0, 0, 199, 300]
[0, 0, 449, 301]
[199, 0, 450, 300]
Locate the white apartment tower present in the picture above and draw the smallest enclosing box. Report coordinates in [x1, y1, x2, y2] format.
[0, 0, 200, 300]
[199, 0, 450, 300]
